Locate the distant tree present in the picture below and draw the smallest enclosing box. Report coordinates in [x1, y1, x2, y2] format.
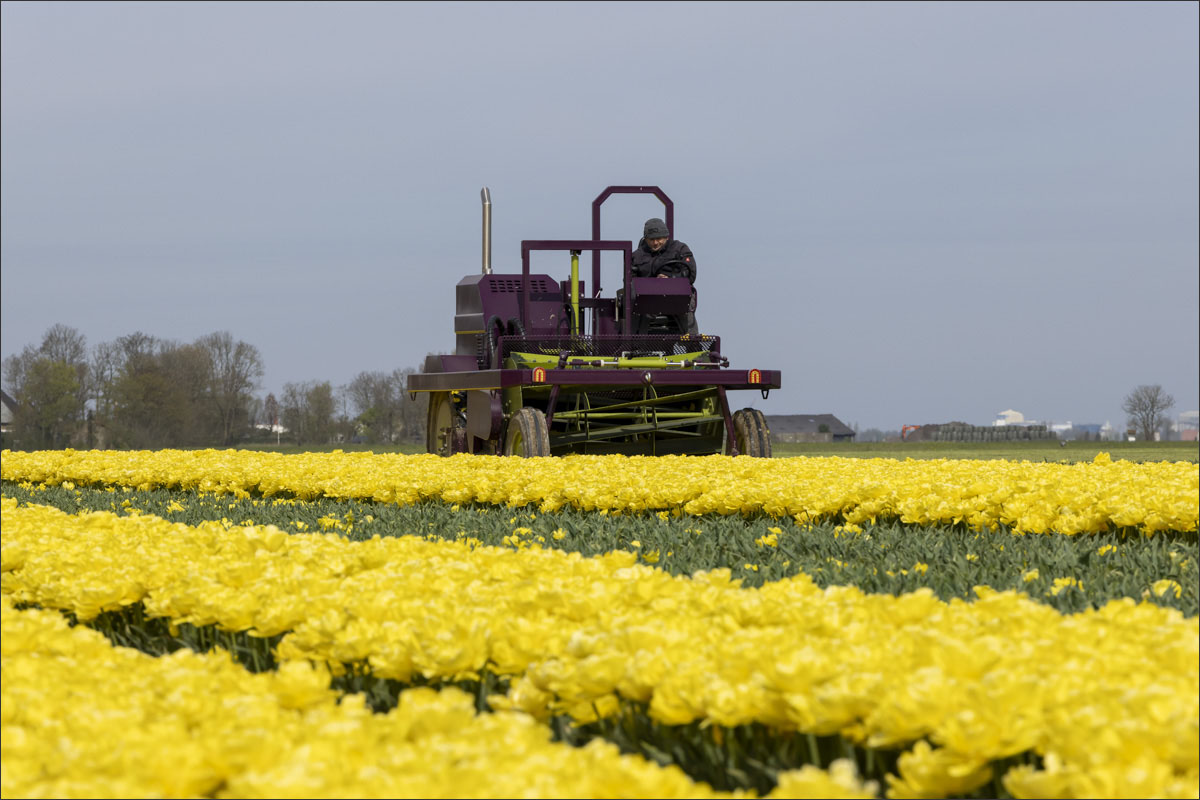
[245, 394, 263, 430]
[394, 367, 427, 443]
[89, 340, 122, 439]
[40, 323, 88, 366]
[857, 427, 888, 443]
[347, 370, 402, 444]
[343, 368, 427, 444]
[280, 383, 308, 444]
[108, 335, 192, 448]
[23, 360, 84, 447]
[307, 382, 335, 445]
[332, 385, 356, 443]
[264, 393, 280, 437]
[169, 341, 221, 443]
[1, 324, 90, 449]
[279, 381, 335, 445]
[197, 331, 264, 446]
[1122, 384, 1174, 442]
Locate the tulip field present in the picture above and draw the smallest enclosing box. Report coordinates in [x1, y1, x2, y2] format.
[2, 448, 1197, 799]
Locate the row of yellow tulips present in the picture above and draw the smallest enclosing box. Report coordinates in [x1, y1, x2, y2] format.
[2, 596, 883, 798]
[2, 449, 1196, 533]
[3, 498, 1195, 797]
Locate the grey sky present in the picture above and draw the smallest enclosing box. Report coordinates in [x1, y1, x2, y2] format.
[3, 1, 1197, 432]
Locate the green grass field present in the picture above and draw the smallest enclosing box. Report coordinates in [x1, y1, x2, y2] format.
[233, 439, 1199, 463]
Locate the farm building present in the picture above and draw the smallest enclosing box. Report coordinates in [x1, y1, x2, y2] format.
[993, 409, 1026, 426]
[1, 389, 15, 444]
[764, 414, 856, 443]
[1178, 411, 1199, 442]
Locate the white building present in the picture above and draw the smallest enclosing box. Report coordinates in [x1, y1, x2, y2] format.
[1177, 410, 1199, 442]
[1049, 421, 1074, 438]
[994, 409, 1025, 427]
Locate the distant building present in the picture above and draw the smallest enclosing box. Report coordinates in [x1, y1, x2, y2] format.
[766, 414, 856, 443]
[1178, 411, 1199, 442]
[0, 390, 15, 439]
[993, 409, 1026, 426]
[1049, 421, 1074, 438]
[1068, 423, 1104, 441]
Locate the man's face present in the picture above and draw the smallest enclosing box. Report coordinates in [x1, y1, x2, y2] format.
[647, 236, 668, 252]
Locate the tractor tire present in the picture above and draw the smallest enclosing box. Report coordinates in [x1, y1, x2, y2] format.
[504, 407, 551, 457]
[731, 408, 771, 457]
[427, 392, 466, 457]
[731, 409, 760, 457]
[746, 408, 772, 457]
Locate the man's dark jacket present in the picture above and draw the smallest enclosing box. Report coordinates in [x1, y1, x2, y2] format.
[632, 238, 697, 284]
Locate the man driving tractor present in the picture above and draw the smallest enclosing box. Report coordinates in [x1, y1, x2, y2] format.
[632, 217, 699, 335]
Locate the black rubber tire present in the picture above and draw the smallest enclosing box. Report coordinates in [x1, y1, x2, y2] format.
[731, 408, 771, 457]
[747, 408, 772, 458]
[504, 407, 551, 457]
[731, 409, 760, 457]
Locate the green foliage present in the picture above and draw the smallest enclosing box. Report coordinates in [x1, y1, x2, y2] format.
[1, 324, 91, 449]
[4, 359, 87, 449]
[24, 359, 85, 446]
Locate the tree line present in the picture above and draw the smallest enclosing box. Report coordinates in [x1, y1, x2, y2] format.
[2, 324, 428, 450]
[2, 325, 1186, 451]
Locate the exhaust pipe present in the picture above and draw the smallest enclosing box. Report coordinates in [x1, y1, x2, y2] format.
[481, 187, 492, 274]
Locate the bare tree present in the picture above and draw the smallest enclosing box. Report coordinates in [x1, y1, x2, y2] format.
[90, 340, 122, 424]
[395, 366, 428, 443]
[1122, 384, 1175, 442]
[40, 323, 88, 365]
[196, 331, 264, 446]
[347, 370, 401, 443]
[263, 393, 280, 443]
[279, 381, 334, 445]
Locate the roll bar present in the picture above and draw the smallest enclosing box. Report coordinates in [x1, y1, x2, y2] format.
[590, 186, 674, 281]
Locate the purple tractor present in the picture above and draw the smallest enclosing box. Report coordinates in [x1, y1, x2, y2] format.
[406, 186, 781, 457]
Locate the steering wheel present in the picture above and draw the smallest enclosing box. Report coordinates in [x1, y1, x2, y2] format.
[650, 258, 690, 278]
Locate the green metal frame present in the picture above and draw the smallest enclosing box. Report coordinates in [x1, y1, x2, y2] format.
[509, 351, 709, 369]
[537, 384, 725, 455]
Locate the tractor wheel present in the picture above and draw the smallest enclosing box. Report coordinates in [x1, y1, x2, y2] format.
[731, 408, 771, 457]
[427, 392, 466, 457]
[504, 408, 551, 457]
[746, 408, 772, 457]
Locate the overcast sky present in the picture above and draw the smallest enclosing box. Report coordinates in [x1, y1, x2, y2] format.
[3, 1, 1197, 431]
